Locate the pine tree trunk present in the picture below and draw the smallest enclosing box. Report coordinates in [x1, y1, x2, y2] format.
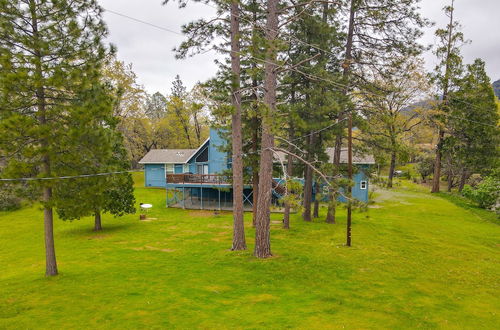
[458, 169, 468, 192]
[31, 5, 57, 276]
[250, 27, 260, 227]
[346, 113, 353, 247]
[302, 134, 314, 222]
[431, 129, 444, 193]
[283, 151, 293, 229]
[303, 165, 313, 221]
[43, 186, 58, 276]
[254, 124, 273, 258]
[325, 201, 336, 224]
[230, 0, 246, 251]
[251, 117, 259, 227]
[94, 211, 102, 231]
[39, 92, 57, 276]
[252, 172, 259, 227]
[447, 168, 453, 192]
[432, 3, 455, 194]
[326, 136, 342, 224]
[283, 93, 295, 229]
[254, 0, 278, 259]
[326, 0, 356, 224]
[388, 151, 396, 188]
[313, 194, 319, 218]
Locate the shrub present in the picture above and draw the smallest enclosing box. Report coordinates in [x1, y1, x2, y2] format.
[401, 171, 412, 180]
[0, 187, 22, 211]
[462, 176, 500, 212]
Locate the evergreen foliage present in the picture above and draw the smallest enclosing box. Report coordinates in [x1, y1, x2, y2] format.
[0, 0, 123, 274]
[443, 59, 500, 184]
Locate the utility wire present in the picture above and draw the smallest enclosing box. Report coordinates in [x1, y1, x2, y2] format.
[201, 1, 343, 63]
[104, 8, 184, 36]
[102, 7, 499, 130]
[0, 170, 142, 182]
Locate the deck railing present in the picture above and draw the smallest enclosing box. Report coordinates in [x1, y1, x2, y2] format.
[166, 173, 231, 185]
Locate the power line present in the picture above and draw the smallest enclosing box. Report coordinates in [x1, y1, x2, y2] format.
[102, 7, 499, 129]
[104, 8, 184, 36]
[103, 7, 356, 94]
[198, 2, 500, 129]
[0, 170, 142, 182]
[201, 1, 343, 63]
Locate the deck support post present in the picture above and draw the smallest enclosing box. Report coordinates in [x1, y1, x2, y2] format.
[218, 188, 221, 210]
[182, 186, 185, 209]
[201, 186, 203, 210]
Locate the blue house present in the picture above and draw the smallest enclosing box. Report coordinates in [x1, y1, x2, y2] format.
[139, 129, 229, 188]
[139, 128, 374, 210]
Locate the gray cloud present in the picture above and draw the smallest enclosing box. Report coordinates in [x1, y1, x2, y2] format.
[98, 0, 500, 94]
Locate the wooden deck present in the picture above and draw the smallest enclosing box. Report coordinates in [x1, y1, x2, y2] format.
[166, 174, 230, 185]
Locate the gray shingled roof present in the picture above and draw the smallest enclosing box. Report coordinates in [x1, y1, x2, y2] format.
[140, 147, 374, 165]
[138, 149, 196, 164]
[274, 148, 374, 165]
[325, 148, 375, 164]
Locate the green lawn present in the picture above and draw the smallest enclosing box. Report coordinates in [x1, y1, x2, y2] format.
[0, 173, 499, 329]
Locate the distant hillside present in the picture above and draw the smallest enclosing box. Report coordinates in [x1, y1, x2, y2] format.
[493, 79, 500, 99]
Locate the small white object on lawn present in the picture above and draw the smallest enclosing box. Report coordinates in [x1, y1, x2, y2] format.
[140, 203, 153, 210]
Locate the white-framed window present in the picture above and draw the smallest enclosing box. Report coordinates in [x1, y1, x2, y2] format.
[360, 181, 367, 190]
[165, 164, 174, 175]
[183, 164, 190, 173]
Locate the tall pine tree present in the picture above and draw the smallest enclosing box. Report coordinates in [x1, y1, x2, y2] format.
[0, 0, 112, 276]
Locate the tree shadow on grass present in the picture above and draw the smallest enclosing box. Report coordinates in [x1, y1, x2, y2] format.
[436, 192, 499, 225]
[62, 222, 136, 237]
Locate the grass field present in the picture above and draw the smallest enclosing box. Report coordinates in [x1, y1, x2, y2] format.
[0, 173, 499, 329]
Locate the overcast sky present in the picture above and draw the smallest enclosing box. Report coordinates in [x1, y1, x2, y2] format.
[98, 0, 500, 94]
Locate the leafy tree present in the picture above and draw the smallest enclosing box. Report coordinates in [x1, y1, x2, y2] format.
[145, 92, 167, 120]
[169, 75, 194, 148]
[326, 0, 430, 224]
[103, 58, 147, 119]
[186, 84, 210, 146]
[359, 59, 430, 188]
[102, 57, 147, 166]
[0, 0, 112, 276]
[415, 151, 435, 183]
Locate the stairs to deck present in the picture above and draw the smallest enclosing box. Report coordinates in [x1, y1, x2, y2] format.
[272, 179, 287, 199]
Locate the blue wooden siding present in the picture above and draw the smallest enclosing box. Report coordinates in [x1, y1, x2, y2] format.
[208, 128, 229, 174]
[144, 164, 165, 187]
[336, 172, 369, 203]
[143, 127, 371, 202]
[186, 140, 209, 174]
[174, 164, 183, 174]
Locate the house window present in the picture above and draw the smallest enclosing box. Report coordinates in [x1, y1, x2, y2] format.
[197, 164, 209, 174]
[195, 147, 209, 162]
[183, 164, 190, 173]
[165, 164, 174, 175]
[360, 181, 367, 190]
